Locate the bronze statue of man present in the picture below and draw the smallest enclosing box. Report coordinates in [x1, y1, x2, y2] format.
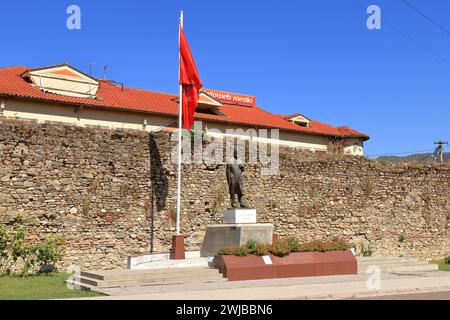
[226, 150, 247, 208]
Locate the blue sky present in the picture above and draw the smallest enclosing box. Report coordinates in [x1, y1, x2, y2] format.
[1, 0, 449, 157]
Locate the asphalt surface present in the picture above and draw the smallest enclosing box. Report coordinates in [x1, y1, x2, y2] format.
[350, 290, 450, 300]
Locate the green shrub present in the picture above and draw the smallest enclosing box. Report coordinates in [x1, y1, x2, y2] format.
[285, 237, 300, 252]
[0, 217, 28, 275]
[0, 216, 64, 276]
[35, 237, 65, 274]
[245, 239, 257, 254]
[398, 235, 405, 243]
[360, 244, 373, 257]
[245, 239, 257, 249]
[234, 246, 248, 257]
[444, 256, 450, 265]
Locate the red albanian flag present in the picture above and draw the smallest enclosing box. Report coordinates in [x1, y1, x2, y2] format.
[179, 24, 203, 130]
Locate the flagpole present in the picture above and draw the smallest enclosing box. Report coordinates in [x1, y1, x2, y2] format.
[176, 11, 184, 236]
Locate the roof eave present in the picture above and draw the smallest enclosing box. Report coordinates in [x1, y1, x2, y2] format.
[0, 93, 370, 140]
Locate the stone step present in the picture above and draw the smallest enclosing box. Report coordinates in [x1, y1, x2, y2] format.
[358, 261, 429, 269]
[76, 273, 226, 288]
[356, 256, 439, 274]
[356, 256, 419, 263]
[65, 279, 98, 292]
[131, 257, 209, 270]
[77, 267, 226, 289]
[358, 264, 438, 274]
[65, 280, 115, 295]
[81, 267, 219, 281]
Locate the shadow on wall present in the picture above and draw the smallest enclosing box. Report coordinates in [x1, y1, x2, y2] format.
[148, 134, 169, 253]
[148, 134, 169, 211]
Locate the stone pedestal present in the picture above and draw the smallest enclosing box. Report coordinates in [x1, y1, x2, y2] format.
[200, 223, 273, 257]
[170, 235, 186, 260]
[223, 209, 257, 224]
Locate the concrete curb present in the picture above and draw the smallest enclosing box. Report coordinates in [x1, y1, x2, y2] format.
[66, 272, 450, 300]
[292, 285, 450, 300]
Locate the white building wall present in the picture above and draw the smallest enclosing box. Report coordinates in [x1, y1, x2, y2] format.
[343, 138, 364, 156]
[0, 98, 364, 155]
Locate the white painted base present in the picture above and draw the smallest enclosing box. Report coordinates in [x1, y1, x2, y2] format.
[223, 208, 257, 224]
[128, 251, 201, 269]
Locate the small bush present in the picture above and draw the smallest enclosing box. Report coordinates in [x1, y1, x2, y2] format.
[360, 244, 373, 257]
[35, 237, 65, 274]
[299, 240, 325, 252]
[298, 240, 349, 253]
[329, 240, 350, 251]
[270, 240, 291, 257]
[217, 246, 247, 256]
[255, 243, 271, 256]
[444, 256, 450, 265]
[217, 247, 232, 256]
[246, 239, 257, 250]
[234, 246, 248, 256]
[0, 216, 64, 276]
[217, 239, 352, 257]
[285, 237, 300, 252]
[245, 239, 257, 254]
[398, 235, 405, 243]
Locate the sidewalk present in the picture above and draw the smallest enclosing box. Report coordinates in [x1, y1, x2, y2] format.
[71, 271, 450, 300]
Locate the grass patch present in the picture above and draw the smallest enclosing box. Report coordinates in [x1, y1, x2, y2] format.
[0, 273, 102, 300]
[430, 260, 450, 272]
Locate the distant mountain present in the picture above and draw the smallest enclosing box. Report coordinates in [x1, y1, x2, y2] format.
[376, 152, 450, 163]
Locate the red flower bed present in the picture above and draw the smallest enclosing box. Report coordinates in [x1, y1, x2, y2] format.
[217, 238, 351, 257]
[213, 250, 357, 281]
[214, 238, 356, 281]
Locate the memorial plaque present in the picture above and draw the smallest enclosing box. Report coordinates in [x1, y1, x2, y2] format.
[262, 255, 273, 265]
[223, 209, 257, 224]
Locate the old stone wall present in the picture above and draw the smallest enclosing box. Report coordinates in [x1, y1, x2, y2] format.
[0, 118, 449, 270]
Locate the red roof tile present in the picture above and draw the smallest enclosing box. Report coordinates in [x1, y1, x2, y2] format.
[0, 66, 369, 140]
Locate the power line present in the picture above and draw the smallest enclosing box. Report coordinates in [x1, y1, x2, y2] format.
[366, 149, 434, 158]
[384, 19, 450, 65]
[348, 0, 450, 65]
[399, 0, 450, 36]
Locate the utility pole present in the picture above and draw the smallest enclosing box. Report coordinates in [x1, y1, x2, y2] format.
[434, 140, 448, 163]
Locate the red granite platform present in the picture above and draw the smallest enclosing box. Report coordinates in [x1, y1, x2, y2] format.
[213, 250, 356, 281]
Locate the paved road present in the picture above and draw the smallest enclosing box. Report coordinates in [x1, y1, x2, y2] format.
[350, 290, 450, 300]
[69, 271, 450, 300]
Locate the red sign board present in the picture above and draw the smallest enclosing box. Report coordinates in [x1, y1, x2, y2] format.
[201, 88, 256, 107]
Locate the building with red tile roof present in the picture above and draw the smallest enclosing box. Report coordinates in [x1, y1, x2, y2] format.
[0, 64, 369, 155]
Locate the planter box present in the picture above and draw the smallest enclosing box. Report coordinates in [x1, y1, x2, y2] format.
[213, 250, 356, 281]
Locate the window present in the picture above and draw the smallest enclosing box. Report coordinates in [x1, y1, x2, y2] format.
[285, 114, 311, 128]
[25, 64, 99, 99]
[195, 106, 224, 116]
